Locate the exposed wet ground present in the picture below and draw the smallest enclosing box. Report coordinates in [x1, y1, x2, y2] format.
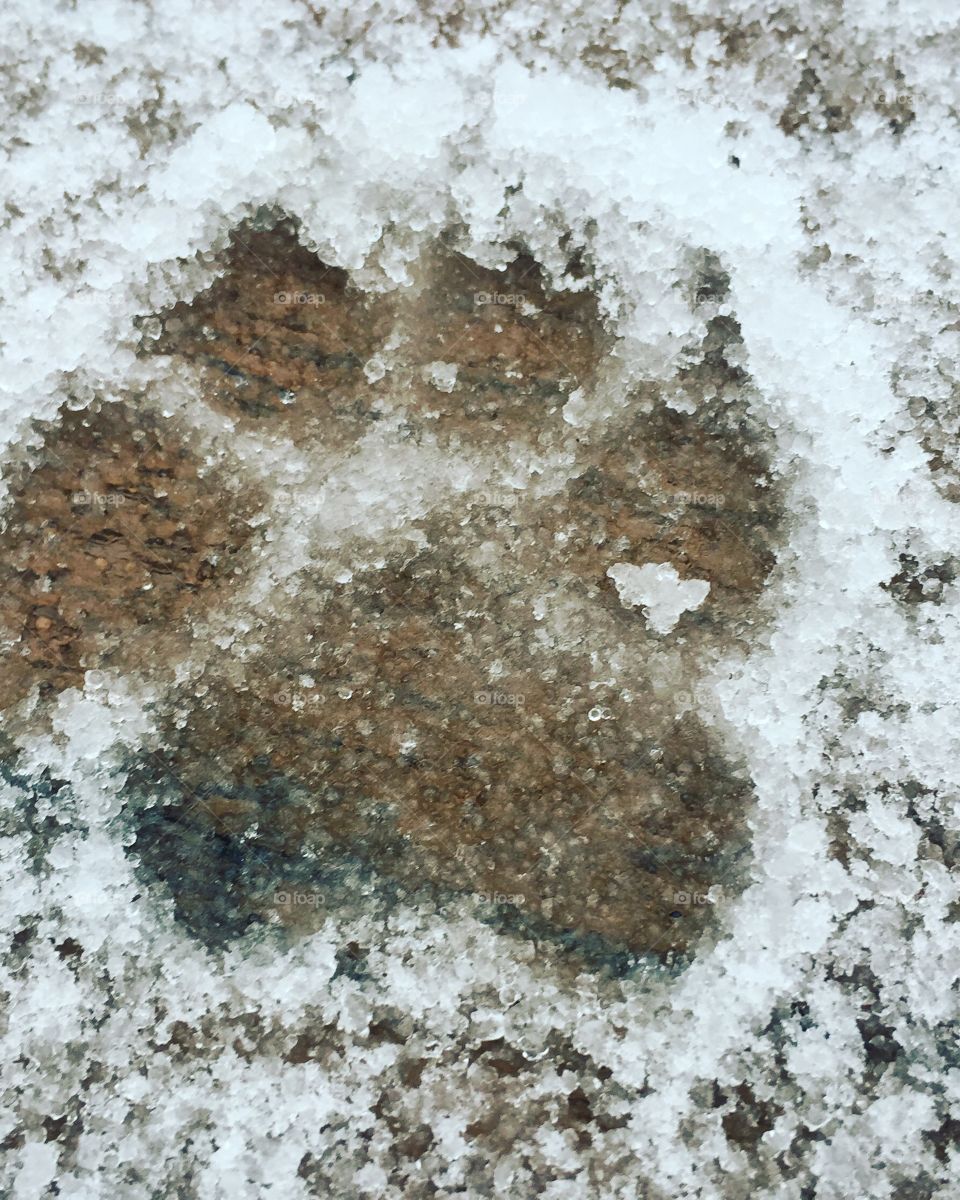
[0, 220, 783, 966]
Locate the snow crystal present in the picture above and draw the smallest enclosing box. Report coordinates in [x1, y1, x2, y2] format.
[421, 360, 459, 392]
[608, 561, 711, 634]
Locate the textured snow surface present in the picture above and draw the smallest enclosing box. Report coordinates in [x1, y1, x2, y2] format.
[3, 1, 960, 1198]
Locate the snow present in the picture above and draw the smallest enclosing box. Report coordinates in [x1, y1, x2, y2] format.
[2, 1, 960, 1197]
[608, 561, 711, 633]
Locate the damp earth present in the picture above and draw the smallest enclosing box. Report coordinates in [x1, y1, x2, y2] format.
[0, 219, 783, 967]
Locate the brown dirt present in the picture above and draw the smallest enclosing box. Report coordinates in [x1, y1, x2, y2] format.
[1, 221, 783, 961]
[0, 402, 259, 704]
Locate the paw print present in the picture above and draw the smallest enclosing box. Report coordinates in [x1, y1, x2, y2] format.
[0, 218, 781, 963]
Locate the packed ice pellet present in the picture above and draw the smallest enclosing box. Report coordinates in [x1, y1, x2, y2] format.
[608, 561, 711, 633]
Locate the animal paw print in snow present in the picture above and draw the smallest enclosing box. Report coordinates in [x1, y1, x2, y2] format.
[0, 216, 781, 964]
